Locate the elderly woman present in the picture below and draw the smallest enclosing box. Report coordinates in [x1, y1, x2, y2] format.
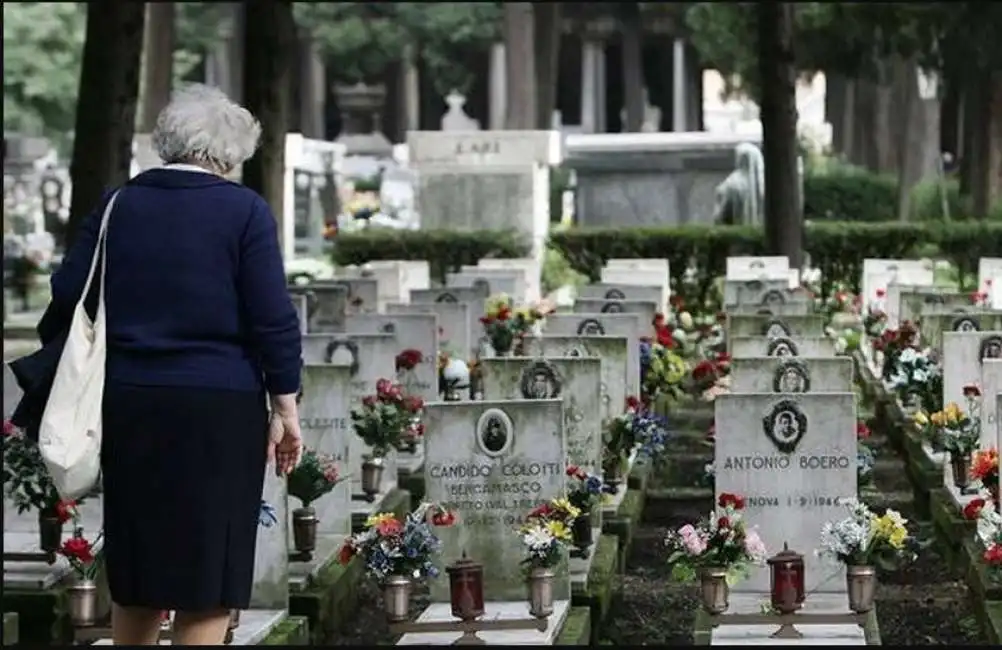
[37, 84, 303, 645]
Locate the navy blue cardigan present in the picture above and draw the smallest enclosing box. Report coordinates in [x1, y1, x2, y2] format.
[37, 168, 302, 396]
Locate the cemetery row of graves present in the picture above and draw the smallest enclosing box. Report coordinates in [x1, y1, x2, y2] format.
[2, 253, 1001, 646]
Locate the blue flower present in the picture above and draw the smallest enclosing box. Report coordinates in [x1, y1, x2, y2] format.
[585, 476, 603, 493]
[258, 501, 278, 528]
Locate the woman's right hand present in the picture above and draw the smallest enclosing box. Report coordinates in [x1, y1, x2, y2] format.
[268, 395, 302, 476]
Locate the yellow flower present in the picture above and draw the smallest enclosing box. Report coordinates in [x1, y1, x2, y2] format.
[930, 411, 945, 427]
[550, 498, 581, 520]
[545, 520, 571, 541]
[912, 410, 929, 426]
[664, 353, 688, 383]
[942, 402, 962, 424]
[365, 512, 396, 528]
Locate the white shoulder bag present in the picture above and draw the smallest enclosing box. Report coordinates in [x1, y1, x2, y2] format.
[39, 190, 120, 500]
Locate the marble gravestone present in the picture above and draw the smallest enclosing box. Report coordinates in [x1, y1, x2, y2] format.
[386, 302, 473, 361]
[289, 285, 348, 333]
[727, 314, 826, 339]
[729, 357, 853, 394]
[727, 302, 812, 317]
[302, 333, 398, 498]
[920, 313, 1002, 352]
[978, 258, 1002, 291]
[724, 280, 803, 310]
[896, 287, 971, 327]
[411, 286, 489, 306]
[524, 335, 634, 424]
[446, 272, 520, 304]
[980, 359, 1002, 449]
[726, 256, 789, 281]
[598, 268, 669, 312]
[715, 393, 857, 593]
[481, 357, 604, 475]
[729, 336, 835, 359]
[543, 314, 643, 393]
[294, 365, 354, 584]
[422, 400, 568, 602]
[345, 314, 440, 402]
[459, 266, 532, 304]
[941, 332, 1002, 408]
[252, 470, 290, 610]
[572, 299, 658, 327]
[476, 258, 543, 304]
[861, 259, 934, 314]
[577, 284, 662, 309]
[338, 260, 432, 311]
[314, 278, 379, 315]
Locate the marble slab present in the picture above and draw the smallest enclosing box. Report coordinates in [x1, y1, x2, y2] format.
[93, 609, 286, 645]
[710, 593, 866, 646]
[288, 534, 345, 592]
[350, 482, 400, 518]
[397, 600, 570, 646]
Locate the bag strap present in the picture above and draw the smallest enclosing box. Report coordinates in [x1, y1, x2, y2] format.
[77, 190, 120, 314]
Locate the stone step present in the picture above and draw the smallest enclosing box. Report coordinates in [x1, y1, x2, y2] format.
[90, 609, 286, 646]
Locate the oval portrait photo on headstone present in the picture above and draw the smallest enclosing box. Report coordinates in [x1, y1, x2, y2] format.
[761, 398, 808, 454]
[744, 279, 764, 292]
[436, 292, 458, 304]
[952, 315, 981, 332]
[762, 318, 792, 339]
[565, 345, 588, 358]
[600, 302, 624, 314]
[324, 339, 360, 376]
[761, 289, 786, 307]
[980, 335, 1002, 360]
[604, 288, 626, 300]
[476, 408, 514, 457]
[519, 360, 563, 400]
[766, 337, 799, 357]
[772, 359, 811, 394]
[576, 318, 606, 336]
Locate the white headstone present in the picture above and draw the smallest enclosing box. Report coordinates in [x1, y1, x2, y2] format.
[387, 302, 473, 361]
[715, 393, 857, 593]
[726, 256, 789, 281]
[729, 336, 835, 359]
[345, 314, 439, 403]
[729, 357, 853, 393]
[477, 258, 543, 304]
[942, 332, 1002, 408]
[861, 259, 934, 309]
[980, 359, 1002, 449]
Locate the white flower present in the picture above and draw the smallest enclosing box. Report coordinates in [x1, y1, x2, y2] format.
[898, 348, 918, 365]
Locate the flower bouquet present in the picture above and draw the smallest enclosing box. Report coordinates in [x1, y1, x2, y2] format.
[564, 465, 616, 556]
[639, 340, 689, 405]
[479, 295, 542, 356]
[819, 499, 918, 613]
[664, 492, 767, 614]
[602, 397, 646, 485]
[687, 352, 731, 399]
[872, 321, 919, 381]
[923, 389, 981, 489]
[3, 420, 82, 557]
[518, 498, 578, 618]
[971, 448, 999, 504]
[885, 346, 941, 414]
[351, 379, 424, 497]
[59, 517, 104, 627]
[338, 502, 456, 621]
[287, 449, 347, 558]
[395, 348, 424, 374]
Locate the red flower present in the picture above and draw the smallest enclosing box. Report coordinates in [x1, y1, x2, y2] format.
[962, 498, 986, 521]
[565, 465, 580, 477]
[715, 352, 731, 366]
[403, 396, 424, 413]
[528, 503, 552, 519]
[717, 517, 731, 530]
[337, 542, 356, 565]
[431, 510, 457, 527]
[479, 315, 492, 325]
[497, 306, 511, 321]
[60, 537, 94, 564]
[718, 493, 745, 510]
[876, 288, 886, 298]
[409, 422, 426, 438]
[692, 359, 717, 381]
[972, 291, 988, 305]
[963, 383, 981, 398]
[625, 396, 641, 411]
[655, 325, 674, 348]
[395, 349, 424, 372]
[55, 500, 77, 524]
[362, 395, 376, 408]
[653, 313, 666, 327]
[2, 420, 16, 436]
[670, 295, 685, 310]
[375, 518, 403, 536]
[984, 544, 1002, 565]
[856, 422, 871, 440]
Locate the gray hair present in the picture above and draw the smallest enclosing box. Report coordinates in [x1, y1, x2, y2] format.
[152, 84, 261, 172]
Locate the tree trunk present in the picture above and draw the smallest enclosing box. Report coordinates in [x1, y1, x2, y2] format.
[67, 2, 145, 247]
[940, 77, 961, 159]
[894, 57, 920, 221]
[533, 3, 562, 130]
[137, 3, 175, 133]
[297, 31, 326, 139]
[757, 2, 802, 268]
[503, 3, 537, 130]
[619, 3, 645, 132]
[967, 67, 995, 218]
[242, 0, 296, 243]
[989, 73, 1002, 211]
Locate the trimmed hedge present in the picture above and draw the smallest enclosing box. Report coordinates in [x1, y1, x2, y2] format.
[333, 221, 1002, 308]
[332, 229, 529, 283]
[804, 170, 897, 222]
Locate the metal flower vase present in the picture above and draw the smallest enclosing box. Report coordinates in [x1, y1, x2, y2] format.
[602, 460, 623, 490]
[527, 566, 554, 618]
[361, 455, 385, 500]
[383, 574, 412, 622]
[570, 514, 593, 558]
[699, 567, 730, 614]
[67, 579, 99, 627]
[845, 565, 876, 613]
[950, 453, 971, 490]
[38, 511, 64, 558]
[292, 507, 318, 559]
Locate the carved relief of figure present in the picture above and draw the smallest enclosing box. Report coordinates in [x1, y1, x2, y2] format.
[713, 143, 765, 226]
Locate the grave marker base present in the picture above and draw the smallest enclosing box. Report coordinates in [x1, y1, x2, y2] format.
[289, 534, 346, 592]
[568, 530, 601, 590]
[396, 600, 570, 645]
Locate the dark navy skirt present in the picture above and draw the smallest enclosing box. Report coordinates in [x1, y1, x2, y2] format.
[101, 384, 268, 611]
